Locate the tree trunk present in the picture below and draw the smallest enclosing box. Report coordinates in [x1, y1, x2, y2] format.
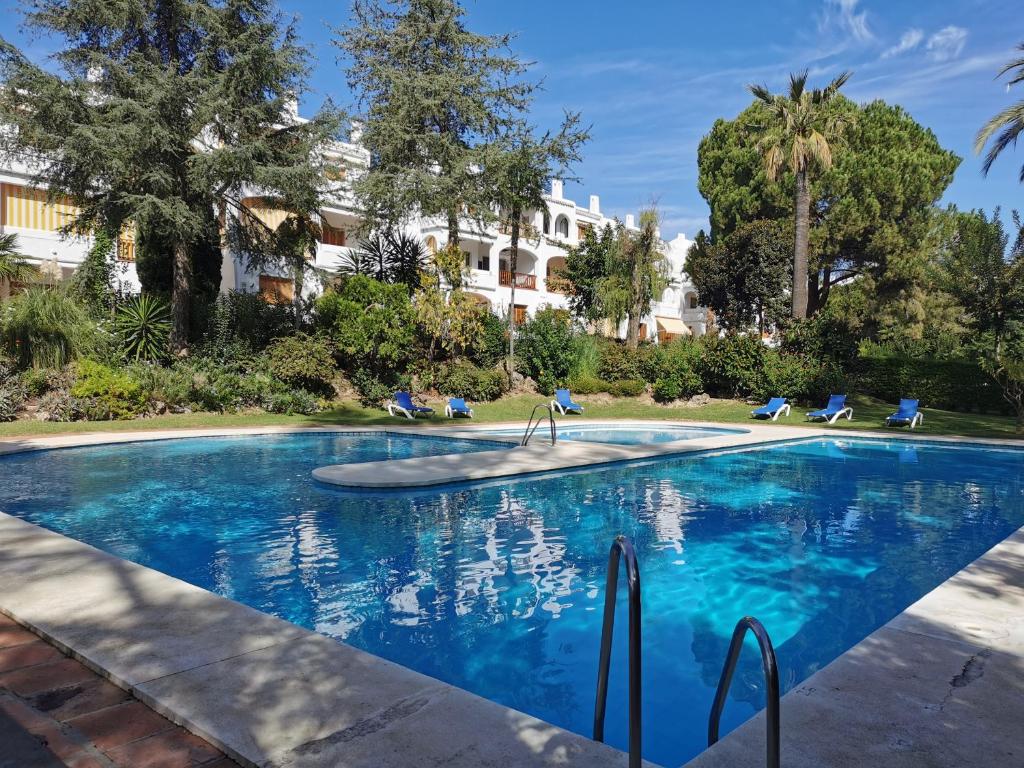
[507, 213, 520, 384]
[792, 170, 810, 319]
[170, 240, 191, 354]
[447, 210, 460, 248]
[626, 246, 643, 349]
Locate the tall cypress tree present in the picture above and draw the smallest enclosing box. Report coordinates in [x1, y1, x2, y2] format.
[0, 0, 340, 351]
[337, 0, 534, 244]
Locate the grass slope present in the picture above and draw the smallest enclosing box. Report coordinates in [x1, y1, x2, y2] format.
[1, 394, 1019, 441]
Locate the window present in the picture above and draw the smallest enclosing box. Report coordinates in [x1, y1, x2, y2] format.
[425, 236, 438, 254]
[638, 323, 648, 341]
[320, 223, 346, 247]
[259, 275, 294, 304]
[577, 222, 591, 240]
[555, 215, 569, 238]
[513, 305, 527, 325]
[543, 211, 551, 234]
[688, 294, 699, 309]
[476, 255, 490, 271]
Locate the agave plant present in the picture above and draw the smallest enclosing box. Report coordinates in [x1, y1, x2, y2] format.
[116, 295, 171, 362]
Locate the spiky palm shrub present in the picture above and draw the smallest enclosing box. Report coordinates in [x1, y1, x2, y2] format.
[116, 295, 171, 362]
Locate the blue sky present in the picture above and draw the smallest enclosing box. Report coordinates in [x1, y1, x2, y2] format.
[3, 0, 1022, 238]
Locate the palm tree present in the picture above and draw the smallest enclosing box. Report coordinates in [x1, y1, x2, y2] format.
[975, 43, 1024, 182]
[749, 70, 851, 318]
[0, 233, 37, 283]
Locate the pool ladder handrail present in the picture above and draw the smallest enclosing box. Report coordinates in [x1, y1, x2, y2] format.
[593, 534, 642, 768]
[521, 403, 557, 447]
[707, 615, 781, 768]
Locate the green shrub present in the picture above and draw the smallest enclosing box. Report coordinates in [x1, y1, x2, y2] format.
[315, 276, 417, 384]
[0, 373, 23, 421]
[516, 307, 578, 395]
[350, 369, 403, 407]
[70, 360, 148, 420]
[597, 340, 644, 381]
[652, 376, 682, 402]
[566, 374, 611, 395]
[36, 389, 83, 422]
[17, 366, 63, 397]
[264, 389, 323, 415]
[698, 334, 766, 397]
[2, 286, 103, 369]
[195, 291, 297, 352]
[607, 379, 646, 397]
[265, 334, 336, 395]
[652, 368, 703, 402]
[433, 361, 507, 401]
[466, 312, 507, 370]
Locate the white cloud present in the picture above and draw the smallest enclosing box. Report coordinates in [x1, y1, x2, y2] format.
[926, 26, 967, 61]
[881, 28, 924, 59]
[820, 0, 874, 45]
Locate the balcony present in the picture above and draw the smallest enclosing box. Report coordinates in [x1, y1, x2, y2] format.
[545, 276, 571, 294]
[499, 271, 536, 290]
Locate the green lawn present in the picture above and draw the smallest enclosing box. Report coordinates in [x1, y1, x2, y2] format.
[1, 393, 1020, 441]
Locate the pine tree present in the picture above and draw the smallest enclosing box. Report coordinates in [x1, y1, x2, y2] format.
[0, 0, 340, 351]
[337, 0, 534, 244]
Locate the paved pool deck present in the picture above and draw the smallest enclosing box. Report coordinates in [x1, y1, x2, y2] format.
[2, 421, 1023, 767]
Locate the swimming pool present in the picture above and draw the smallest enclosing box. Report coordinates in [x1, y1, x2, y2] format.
[3, 433, 1023, 766]
[484, 423, 746, 445]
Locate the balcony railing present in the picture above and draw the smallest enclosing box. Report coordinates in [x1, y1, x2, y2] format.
[545, 276, 571, 294]
[499, 271, 536, 290]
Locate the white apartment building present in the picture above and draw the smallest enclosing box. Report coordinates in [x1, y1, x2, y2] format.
[1, 122, 707, 339]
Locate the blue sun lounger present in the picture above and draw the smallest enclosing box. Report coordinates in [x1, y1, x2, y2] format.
[806, 394, 853, 425]
[886, 398, 923, 429]
[445, 397, 474, 418]
[751, 397, 791, 421]
[387, 391, 434, 420]
[551, 388, 584, 415]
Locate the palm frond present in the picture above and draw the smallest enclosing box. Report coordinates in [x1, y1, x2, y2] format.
[748, 83, 773, 104]
[974, 103, 1024, 176]
[823, 70, 853, 99]
[789, 70, 808, 100]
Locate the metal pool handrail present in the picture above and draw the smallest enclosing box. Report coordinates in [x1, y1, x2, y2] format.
[521, 403, 556, 446]
[593, 534, 642, 768]
[707, 615, 780, 768]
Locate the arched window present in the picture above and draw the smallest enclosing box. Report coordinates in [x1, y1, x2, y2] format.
[555, 215, 569, 238]
[661, 287, 675, 305]
[543, 210, 551, 234]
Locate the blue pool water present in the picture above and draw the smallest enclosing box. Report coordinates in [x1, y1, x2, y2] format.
[486, 423, 746, 445]
[3, 434, 1024, 766]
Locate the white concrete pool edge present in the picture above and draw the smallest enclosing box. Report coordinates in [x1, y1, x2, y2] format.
[0, 512, 648, 768]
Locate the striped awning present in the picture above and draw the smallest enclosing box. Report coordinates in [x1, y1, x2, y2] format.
[241, 197, 292, 231]
[656, 316, 691, 336]
[1, 183, 79, 232]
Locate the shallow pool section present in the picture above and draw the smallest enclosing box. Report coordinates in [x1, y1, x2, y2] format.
[484, 423, 746, 445]
[3, 435, 1024, 766]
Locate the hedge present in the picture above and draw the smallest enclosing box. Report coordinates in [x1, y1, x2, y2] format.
[851, 356, 1007, 413]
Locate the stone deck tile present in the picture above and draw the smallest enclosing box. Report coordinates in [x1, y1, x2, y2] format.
[0, 614, 236, 768]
